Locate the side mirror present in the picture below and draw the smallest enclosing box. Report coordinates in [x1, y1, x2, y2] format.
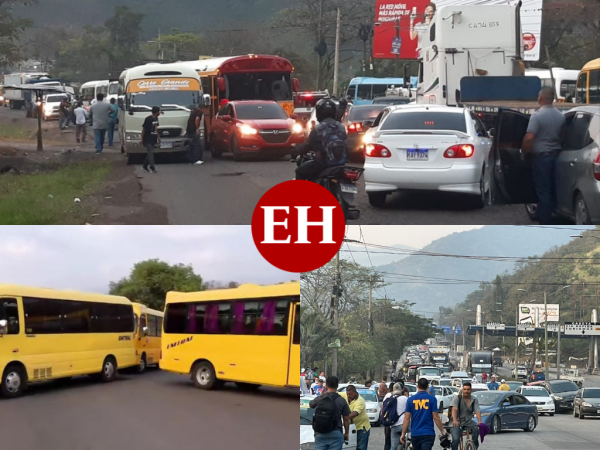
[488, 128, 495, 138]
[220, 115, 232, 121]
[0, 319, 7, 335]
[142, 326, 148, 337]
[203, 94, 211, 106]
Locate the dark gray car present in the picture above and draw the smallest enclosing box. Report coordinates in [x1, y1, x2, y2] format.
[544, 380, 579, 412]
[573, 387, 600, 419]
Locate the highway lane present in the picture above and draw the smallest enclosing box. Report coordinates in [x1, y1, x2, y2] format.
[0, 368, 297, 450]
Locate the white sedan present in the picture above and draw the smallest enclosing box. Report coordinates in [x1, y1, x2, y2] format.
[301, 395, 357, 450]
[516, 386, 555, 416]
[433, 386, 455, 411]
[363, 105, 493, 209]
[338, 384, 382, 426]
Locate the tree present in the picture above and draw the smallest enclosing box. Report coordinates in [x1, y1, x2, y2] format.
[0, 0, 34, 66]
[300, 308, 339, 368]
[109, 259, 203, 310]
[104, 6, 144, 58]
[55, 27, 111, 82]
[202, 280, 240, 290]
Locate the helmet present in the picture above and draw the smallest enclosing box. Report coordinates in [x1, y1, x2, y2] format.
[439, 434, 452, 449]
[315, 98, 337, 122]
[339, 97, 348, 107]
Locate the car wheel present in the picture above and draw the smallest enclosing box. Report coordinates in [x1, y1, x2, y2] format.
[472, 168, 489, 209]
[439, 402, 443, 412]
[490, 415, 500, 434]
[210, 134, 222, 158]
[525, 203, 539, 221]
[574, 193, 592, 225]
[231, 136, 244, 161]
[100, 356, 118, 382]
[549, 413, 554, 417]
[524, 415, 536, 432]
[191, 361, 218, 390]
[1, 364, 27, 399]
[368, 192, 388, 208]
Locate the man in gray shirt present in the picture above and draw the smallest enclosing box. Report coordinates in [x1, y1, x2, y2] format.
[89, 93, 111, 154]
[450, 382, 482, 450]
[521, 86, 566, 224]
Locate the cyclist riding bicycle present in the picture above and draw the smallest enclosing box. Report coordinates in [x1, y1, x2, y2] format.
[449, 381, 482, 450]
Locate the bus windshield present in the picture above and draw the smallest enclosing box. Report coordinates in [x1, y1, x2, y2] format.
[109, 84, 119, 95]
[130, 90, 200, 110]
[225, 72, 292, 102]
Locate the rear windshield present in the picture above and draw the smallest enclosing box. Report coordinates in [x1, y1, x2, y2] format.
[473, 391, 503, 406]
[373, 97, 411, 105]
[550, 382, 578, 393]
[381, 111, 467, 133]
[348, 106, 385, 122]
[405, 384, 417, 392]
[235, 103, 287, 120]
[584, 388, 600, 398]
[521, 389, 548, 397]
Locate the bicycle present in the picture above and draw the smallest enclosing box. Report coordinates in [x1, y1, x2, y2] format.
[398, 429, 412, 450]
[444, 425, 477, 450]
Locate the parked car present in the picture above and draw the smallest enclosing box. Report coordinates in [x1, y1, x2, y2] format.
[337, 385, 382, 426]
[573, 387, 600, 420]
[364, 105, 493, 209]
[543, 379, 579, 412]
[496, 106, 600, 224]
[432, 386, 455, 411]
[512, 366, 528, 379]
[301, 395, 357, 450]
[209, 100, 304, 160]
[516, 385, 555, 416]
[493, 357, 503, 367]
[474, 391, 538, 434]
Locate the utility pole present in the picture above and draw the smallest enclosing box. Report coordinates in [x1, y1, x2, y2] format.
[333, 8, 341, 96]
[515, 305, 519, 369]
[158, 28, 163, 61]
[462, 317, 466, 351]
[556, 322, 561, 380]
[316, 0, 323, 90]
[368, 275, 373, 336]
[544, 291, 549, 379]
[332, 249, 340, 377]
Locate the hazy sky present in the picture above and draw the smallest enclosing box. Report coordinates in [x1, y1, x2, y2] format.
[0, 226, 298, 294]
[345, 226, 484, 249]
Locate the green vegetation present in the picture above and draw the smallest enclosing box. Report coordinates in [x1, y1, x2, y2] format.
[0, 161, 110, 224]
[0, 123, 32, 141]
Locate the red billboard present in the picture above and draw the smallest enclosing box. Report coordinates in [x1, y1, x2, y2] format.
[373, 0, 433, 60]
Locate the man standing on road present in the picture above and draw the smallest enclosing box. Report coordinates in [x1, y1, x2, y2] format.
[450, 382, 481, 450]
[59, 97, 71, 130]
[401, 378, 448, 450]
[186, 105, 205, 165]
[89, 93, 111, 154]
[487, 375, 499, 391]
[385, 383, 409, 450]
[309, 376, 351, 450]
[498, 379, 510, 391]
[107, 98, 119, 147]
[74, 101, 88, 144]
[140, 106, 161, 173]
[341, 385, 371, 450]
[521, 86, 566, 225]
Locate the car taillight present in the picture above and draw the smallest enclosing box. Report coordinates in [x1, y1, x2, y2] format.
[343, 169, 361, 181]
[594, 153, 600, 181]
[365, 143, 391, 158]
[347, 122, 363, 133]
[444, 144, 475, 158]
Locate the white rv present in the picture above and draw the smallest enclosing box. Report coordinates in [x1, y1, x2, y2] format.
[416, 4, 522, 106]
[525, 68, 579, 101]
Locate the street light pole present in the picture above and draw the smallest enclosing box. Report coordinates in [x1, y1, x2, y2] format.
[544, 291, 549, 379]
[368, 275, 373, 336]
[515, 305, 519, 369]
[332, 250, 340, 377]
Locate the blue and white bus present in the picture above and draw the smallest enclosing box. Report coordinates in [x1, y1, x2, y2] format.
[345, 77, 418, 105]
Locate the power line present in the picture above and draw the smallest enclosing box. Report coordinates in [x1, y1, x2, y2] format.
[358, 226, 390, 299]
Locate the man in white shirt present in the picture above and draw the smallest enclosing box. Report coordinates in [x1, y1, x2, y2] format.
[384, 383, 409, 450]
[73, 101, 88, 143]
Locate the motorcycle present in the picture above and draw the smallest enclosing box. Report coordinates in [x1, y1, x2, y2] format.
[291, 151, 364, 222]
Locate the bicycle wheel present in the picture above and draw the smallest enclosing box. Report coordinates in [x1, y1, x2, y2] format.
[465, 440, 476, 450]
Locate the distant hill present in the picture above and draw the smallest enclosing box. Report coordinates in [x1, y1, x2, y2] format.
[377, 227, 579, 315]
[341, 243, 417, 268]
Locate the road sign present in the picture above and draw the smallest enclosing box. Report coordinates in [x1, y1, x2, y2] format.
[328, 339, 341, 348]
[486, 322, 506, 331]
[517, 323, 535, 331]
[546, 323, 564, 332]
[564, 322, 600, 336]
[441, 326, 451, 334]
[454, 326, 462, 335]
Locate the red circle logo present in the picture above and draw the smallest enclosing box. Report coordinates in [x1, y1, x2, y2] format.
[523, 33, 536, 51]
[251, 180, 346, 273]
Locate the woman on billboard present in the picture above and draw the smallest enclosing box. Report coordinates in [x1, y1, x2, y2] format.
[409, 2, 437, 41]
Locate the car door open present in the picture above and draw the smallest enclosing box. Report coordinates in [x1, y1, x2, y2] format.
[492, 108, 538, 204]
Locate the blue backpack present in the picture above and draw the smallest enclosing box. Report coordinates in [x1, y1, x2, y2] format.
[318, 120, 347, 167]
[381, 394, 403, 426]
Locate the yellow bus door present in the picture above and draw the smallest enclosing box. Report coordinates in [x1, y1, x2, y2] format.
[287, 303, 300, 387]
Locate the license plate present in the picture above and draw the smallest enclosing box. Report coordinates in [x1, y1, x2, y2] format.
[340, 184, 358, 194]
[537, 406, 543, 410]
[597, 409, 600, 414]
[407, 149, 428, 161]
[160, 142, 173, 149]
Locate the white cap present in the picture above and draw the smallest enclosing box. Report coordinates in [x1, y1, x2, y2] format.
[319, 376, 326, 381]
[501, 379, 506, 383]
[301, 368, 305, 372]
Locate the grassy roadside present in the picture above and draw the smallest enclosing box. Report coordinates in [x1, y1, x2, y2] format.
[0, 123, 33, 141]
[0, 161, 111, 224]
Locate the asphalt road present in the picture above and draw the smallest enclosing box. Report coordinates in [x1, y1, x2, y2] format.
[0, 368, 297, 450]
[367, 410, 600, 450]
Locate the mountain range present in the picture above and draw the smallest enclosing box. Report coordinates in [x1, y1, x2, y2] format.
[366, 227, 581, 315]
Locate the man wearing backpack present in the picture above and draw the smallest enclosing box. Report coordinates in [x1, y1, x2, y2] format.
[400, 378, 448, 450]
[382, 383, 409, 450]
[309, 376, 351, 450]
[295, 98, 347, 181]
[449, 382, 482, 450]
[340, 385, 370, 450]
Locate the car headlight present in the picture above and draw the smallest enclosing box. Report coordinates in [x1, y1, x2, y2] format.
[367, 408, 378, 413]
[582, 402, 593, 407]
[552, 395, 562, 400]
[481, 412, 491, 416]
[236, 123, 258, 135]
[300, 443, 315, 450]
[126, 132, 142, 141]
[292, 123, 303, 134]
[546, 400, 553, 405]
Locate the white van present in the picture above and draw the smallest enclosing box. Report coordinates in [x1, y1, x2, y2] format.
[80, 80, 109, 106]
[525, 68, 579, 101]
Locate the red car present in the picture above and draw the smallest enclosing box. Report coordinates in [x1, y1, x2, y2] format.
[209, 100, 305, 160]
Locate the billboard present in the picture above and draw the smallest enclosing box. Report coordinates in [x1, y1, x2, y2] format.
[519, 303, 560, 324]
[373, 0, 543, 61]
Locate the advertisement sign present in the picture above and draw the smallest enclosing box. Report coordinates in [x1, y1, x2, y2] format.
[519, 303, 559, 324]
[373, 0, 543, 61]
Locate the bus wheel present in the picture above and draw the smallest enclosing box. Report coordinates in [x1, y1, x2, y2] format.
[235, 382, 261, 390]
[1, 364, 27, 398]
[137, 354, 147, 374]
[192, 361, 217, 390]
[100, 357, 118, 382]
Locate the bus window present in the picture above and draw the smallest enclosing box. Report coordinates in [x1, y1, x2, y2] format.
[224, 72, 292, 102]
[0, 298, 19, 334]
[140, 313, 147, 335]
[293, 304, 300, 345]
[357, 84, 372, 100]
[560, 81, 576, 99]
[24, 297, 62, 334]
[201, 76, 212, 97]
[590, 69, 600, 104]
[576, 72, 588, 104]
[346, 85, 357, 100]
[372, 84, 387, 99]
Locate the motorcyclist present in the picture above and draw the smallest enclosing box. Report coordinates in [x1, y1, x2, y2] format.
[295, 98, 347, 181]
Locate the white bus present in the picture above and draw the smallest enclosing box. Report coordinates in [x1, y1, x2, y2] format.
[117, 63, 205, 164]
[525, 68, 579, 102]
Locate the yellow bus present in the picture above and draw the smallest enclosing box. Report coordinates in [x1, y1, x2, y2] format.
[575, 58, 600, 104]
[0, 285, 137, 398]
[132, 302, 164, 373]
[160, 282, 300, 391]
